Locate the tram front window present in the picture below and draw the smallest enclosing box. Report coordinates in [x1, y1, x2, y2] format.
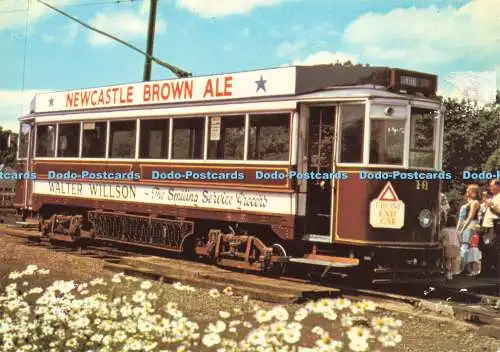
[370, 120, 405, 165]
[409, 108, 436, 168]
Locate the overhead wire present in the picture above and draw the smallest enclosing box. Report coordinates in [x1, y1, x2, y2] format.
[0, 0, 143, 14]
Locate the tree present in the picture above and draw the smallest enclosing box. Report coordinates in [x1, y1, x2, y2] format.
[441, 97, 500, 213]
[483, 148, 500, 171]
[0, 127, 17, 166]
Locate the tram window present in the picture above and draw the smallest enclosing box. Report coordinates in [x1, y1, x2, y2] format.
[248, 113, 290, 161]
[369, 119, 405, 165]
[172, 117, 204, 159]
[339, 105, 364, 163]
[109, 120, 136, 158]
[57, 123, 80, 157]
[36, 124, 56, 157]
[207, 115, 245, 160]
[309, 107, 335, 169]
[410, 108, 435, 168]
[140, 119, 169, 159]
[18, 123, 30, 159]
[82, 122, 107, 158]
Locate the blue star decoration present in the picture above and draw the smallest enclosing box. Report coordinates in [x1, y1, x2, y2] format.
[255, 75, 267, 93]
[48, 97, 54, 107]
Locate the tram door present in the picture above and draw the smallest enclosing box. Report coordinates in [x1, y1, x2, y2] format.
[22, 121, 35, 210]
[304, 106, 336, 237]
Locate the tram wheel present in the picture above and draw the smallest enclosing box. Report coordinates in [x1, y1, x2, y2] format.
[264, 243, 288, 278]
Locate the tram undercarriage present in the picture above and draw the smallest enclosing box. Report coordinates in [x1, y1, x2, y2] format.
[27, 206, 444, 284]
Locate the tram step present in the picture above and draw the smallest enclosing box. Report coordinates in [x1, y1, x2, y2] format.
[290, 257, 358, 268]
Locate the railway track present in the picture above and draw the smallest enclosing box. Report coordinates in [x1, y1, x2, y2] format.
[1, 224, 499, 336]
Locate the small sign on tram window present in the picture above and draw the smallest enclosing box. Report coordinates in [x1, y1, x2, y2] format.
[369, 182, 405, 229]
[210, 116, 221, 141]
[83, 122, 96, 130]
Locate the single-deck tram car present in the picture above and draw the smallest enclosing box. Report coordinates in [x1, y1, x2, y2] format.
[15, 64, 445, 283]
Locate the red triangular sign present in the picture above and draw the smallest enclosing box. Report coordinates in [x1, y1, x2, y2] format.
[377, 182, 399, 201]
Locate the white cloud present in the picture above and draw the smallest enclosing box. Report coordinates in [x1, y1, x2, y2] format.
[41, 22, 79, 46]
[175, 0, 294, 17]
[88, 11, 166, 47]
[442, 70, 497, 106]
[276, 40, 306, 58]
[63, 22, 79, 45]
[0, 90, 49, 133]
[0, 0, 81, 30]
[291, 51, 359, 66]
[41, 33, 55, 43]
[343, 0, 500, 64]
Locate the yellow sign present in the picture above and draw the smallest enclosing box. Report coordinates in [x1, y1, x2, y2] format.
[369, 182, 405, 229]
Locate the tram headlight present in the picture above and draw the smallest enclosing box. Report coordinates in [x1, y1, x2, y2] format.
[418, 209, 433, 228]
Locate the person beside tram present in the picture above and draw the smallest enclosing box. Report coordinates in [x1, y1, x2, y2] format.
[456, 184, 481, 276]
[481, 179, 500, 276]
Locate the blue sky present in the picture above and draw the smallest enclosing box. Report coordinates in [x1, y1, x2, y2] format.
[0, 0, 498, 132]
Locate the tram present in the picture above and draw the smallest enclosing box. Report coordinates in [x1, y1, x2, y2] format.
[14, 64, 445, 283]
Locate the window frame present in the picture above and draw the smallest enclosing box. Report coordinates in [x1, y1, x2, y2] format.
[138, 117, 171, 160]
[408, 107, 438, 170]
[28, 109, 291, 165]
[34, 123, 57, 159]
[170, 115, 206, 161]
[108, 119, 137, 159]
[336, 102, 367, 166]
[206, 114, 246, 161]
[368, 116, 407, 167]
[56, 121, 81, 159]
[17, 122, 32, 160]
[246, 112, 292, 162]
[80, 120, 109, 160]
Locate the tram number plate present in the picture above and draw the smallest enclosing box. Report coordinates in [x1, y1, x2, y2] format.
[369, 182, 405, 229]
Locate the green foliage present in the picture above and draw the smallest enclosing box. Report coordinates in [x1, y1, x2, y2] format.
[442, 96, 500, 213]
[0, 127, 17, 166]
[483, 148, 500, 171]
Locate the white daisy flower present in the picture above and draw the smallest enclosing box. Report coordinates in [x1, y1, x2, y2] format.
[202, 333, 221, 347]
[294, 308, 309, 321]
[323, 310, 337, 321]
[140, 280, 153, 290]
[8, 271, 22, 280]
[334, 298, 351, 310]
[132, 290, 147, 303]
[247, 330, 266, 346]
[207, 320, 227, 334]
[378, 331, 402, 347]
[311, 326, 325, 335]
[283, 328, 301, 344]
[347, 326, 372, 341]
[272, 306, 289, 321]
[255, 309, 273, 323]
[209, 288, 221, 298]
[348, 338, 369, 352]
[219, 311, 231, 319]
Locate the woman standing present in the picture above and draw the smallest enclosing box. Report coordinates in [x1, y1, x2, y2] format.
[457, 184, 481, 275]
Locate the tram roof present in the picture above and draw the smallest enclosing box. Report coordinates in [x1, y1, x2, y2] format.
[28, 65, 437, 116]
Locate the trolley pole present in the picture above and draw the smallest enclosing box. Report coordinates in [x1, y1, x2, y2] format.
[143, 0, 158, 81]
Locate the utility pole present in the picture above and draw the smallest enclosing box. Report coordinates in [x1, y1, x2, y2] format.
[143, 0, 158, 82]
